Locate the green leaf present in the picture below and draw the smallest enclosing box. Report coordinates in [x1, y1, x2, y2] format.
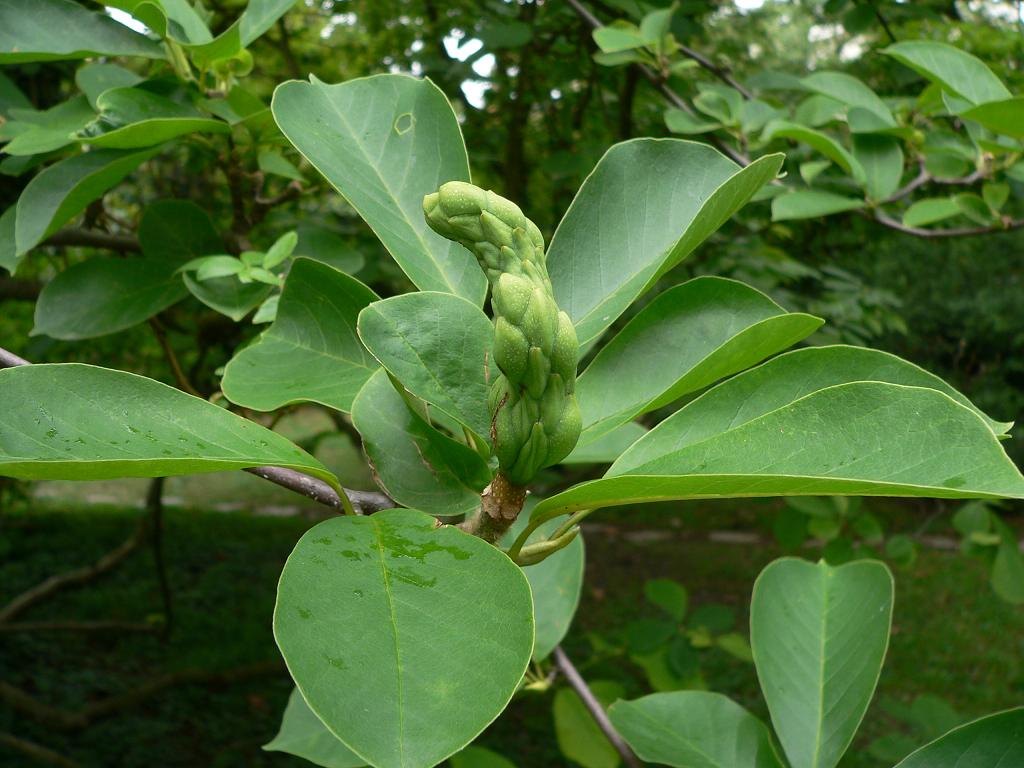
[450, 746, 517, 768]
[959, 97, 1024, 138]
[982, 182, 1010, 212]
[222, 258, 379, 413]
[358, 292, 493, 443]
[351, 370, 491, 517]
[33, 258, 187, 339]
[772, 190, 864, 221]
[76, 62, 143, 110]
[953, 193, 993, 225]
[2, 96, 96, 156]
[182, 273, 272, 321]
[763, 121, 864, 179]
[295, 224, 365, 274]
[272, 74, 486, 303]
[883, 42, 1010, 105]
[547, 139, 783, 345]
[554, 681, 624, 768]
[576, 276, 822, 444]
[15, 147, 159, 255]
[191, 255, 244, 280]
[991, 518, 1024, 605]
[800, 160, 831, 185]
[664, 108, 721, 135]
[592, 21, 649, 53]
[264, 688, 364, 768]
[563, 421, 647, 465]
[81, 86, 229, 149]
[0, 0, 164, 63]
[258, 148, 305, 181]
[520, 346, 1023, 529]
[853, 135, 904, 200]
[902, 198, 961, 228]
[0, 363, 336, 486]
[274, 508, 533, 768]
[0, 206, 19, 274]
[609, 691, 783, 768]
[893, 708, 1024, 768]
[801, 72, 895, 126]
[502, 512, 585, 660]
[263, 230, 298, 269]
[139, 199, 223, 261]
[644, 579, 688, 622]
[751, 558, 893, 768]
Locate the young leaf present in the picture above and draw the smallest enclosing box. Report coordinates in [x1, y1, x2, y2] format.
[609, 691, 784, 768]
[751, 558, 894, 768]
[501, 511, 585, 660]
[15, 147, 159, 255]
[644, 579, 688, 622]
[33, 258, 187, 339]
[547, 139, 783, 345]
[258, 148, 305, 181]
[893, 708, 1024, 768]
[575, 276, 822, 444]
[801, 71, 895, 127]
[183, 273, 272, 321]
[263, 230, 298, 269]
[358, 292, 494, 443]
[193, 255, 245, 281]
[763, 121, 864, 179]
[222, 258, 379, 413]
[272, 74, 486, 303]
[351, 370, 491, 517]
[274, 508, 533, 768]
[0, 364, 336, 486]
[664, 108, 721, 135]
[772, 190, 865, 221]
[883, 42, 1010, 105]
[264, 688, 364, 768]
[0, 0, 164, 63]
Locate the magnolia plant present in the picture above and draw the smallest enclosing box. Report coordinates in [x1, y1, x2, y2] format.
[2, 7, 1024, 766]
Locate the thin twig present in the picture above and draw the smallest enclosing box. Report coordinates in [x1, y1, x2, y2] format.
[149, 318, 202, 397]
[43, 228, 141, 253]
[0, 518, 146, 624]
[0, 620, 156, 633]
[553, 646, 641, 768]
[676, 42, 754, 99]
[869, 210, 1024, 238]
[0, 732, 81, 768]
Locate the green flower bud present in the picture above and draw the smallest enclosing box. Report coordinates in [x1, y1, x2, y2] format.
[424, 181, 581, 486]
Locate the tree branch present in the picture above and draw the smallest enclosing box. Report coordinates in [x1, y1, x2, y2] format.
[0, 732, 80, 768]
[869, 210, 1024, 238]
[553, 646, 641, 768]
[43, 228, 141, 253]
[675, 42, 754, 99]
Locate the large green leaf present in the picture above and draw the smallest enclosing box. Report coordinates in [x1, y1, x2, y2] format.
[138, 199, 223, 261]
[80, 86, 229, 149]
[351, 370, 491, 517]
[15, 147, 158, 255]
[959, 98, 1024, 139]
[358, 292, 493, 443]
[800, 72, 895, 127]
[546, 139, 783, 345]
[272, 74, 485, 303]
[2, 95, 96, 156]
[76, 62, 143, 109]
[33, 257, 186, 339]
[0, 363, 336, 486]
[893, 708, 1024, 768]
[182, 273, 273, 321]
[772, 190, 865, 221]
[502, 511, 585, 660]
[519, 348, 1023, 531]
[0, 0, 164, 63]
[222, 258, 379, 413]
[264, 688, 364, 768]
[274, 508, 533, 768]
[576, 277, 822, 444]
[883, 42, 1010, 105]
[608, 691, 784, 768]
[751, 558, 893, 768]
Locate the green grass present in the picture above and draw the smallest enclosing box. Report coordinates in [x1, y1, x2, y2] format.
[1, 501, 1021, 767]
